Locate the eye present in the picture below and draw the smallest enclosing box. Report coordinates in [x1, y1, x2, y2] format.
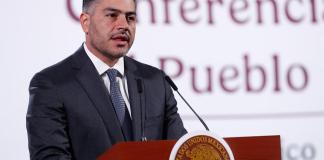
[126, 15, 136, 22]
[106, 13, 118, 18]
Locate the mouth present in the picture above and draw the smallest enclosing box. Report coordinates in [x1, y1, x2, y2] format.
[111, 34, 130, 45]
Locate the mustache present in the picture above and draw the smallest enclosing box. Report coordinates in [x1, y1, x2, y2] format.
[111, 30, 130, 41]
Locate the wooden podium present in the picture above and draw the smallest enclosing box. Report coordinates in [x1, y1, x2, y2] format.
[98, 135, 281, 160]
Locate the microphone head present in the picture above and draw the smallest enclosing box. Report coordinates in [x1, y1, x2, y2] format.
[165, 76, 209, 131]
[165, 76, 178, 91]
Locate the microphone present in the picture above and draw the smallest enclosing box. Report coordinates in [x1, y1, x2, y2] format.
[165, 76, 210, 131]
[136, 79, 147, 141]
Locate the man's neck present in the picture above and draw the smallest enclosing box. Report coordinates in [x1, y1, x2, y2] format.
[85, 41, 119, 67]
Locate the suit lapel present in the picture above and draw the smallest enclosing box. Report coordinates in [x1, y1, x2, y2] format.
[71, 47, 124, 143]
[124, 57, 144, 141]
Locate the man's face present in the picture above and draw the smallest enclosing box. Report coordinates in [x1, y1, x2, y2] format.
[81, 0, 136, 61]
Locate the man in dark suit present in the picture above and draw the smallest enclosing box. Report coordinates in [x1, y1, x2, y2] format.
[26, 0, 187, 159]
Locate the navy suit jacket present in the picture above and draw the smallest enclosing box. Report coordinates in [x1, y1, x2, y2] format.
[26, 46, 187, 160]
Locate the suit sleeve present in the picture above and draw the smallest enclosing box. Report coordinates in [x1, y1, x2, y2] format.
[162, 72, 187, 139]
[26, 72, 72, 160]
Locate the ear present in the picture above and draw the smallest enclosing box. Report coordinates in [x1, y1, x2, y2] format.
[80, 13, 90, 34]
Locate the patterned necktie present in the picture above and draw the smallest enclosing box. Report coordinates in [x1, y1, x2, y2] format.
[106, 69, 126, 124]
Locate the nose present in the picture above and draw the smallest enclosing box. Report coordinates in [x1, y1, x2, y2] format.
[115, 15, 129, 30]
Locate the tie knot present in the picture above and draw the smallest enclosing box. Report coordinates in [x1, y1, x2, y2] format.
[106, 69, 118, 82]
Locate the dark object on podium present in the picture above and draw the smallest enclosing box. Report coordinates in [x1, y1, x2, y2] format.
[97, 135, 281, 160]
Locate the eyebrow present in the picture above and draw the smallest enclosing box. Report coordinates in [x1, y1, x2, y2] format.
[104, 7, 136, 16]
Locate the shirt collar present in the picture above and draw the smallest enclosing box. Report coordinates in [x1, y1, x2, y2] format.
[84, 43, 125, 77]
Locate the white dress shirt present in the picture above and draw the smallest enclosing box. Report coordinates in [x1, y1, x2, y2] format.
[84, 43, 132, 118]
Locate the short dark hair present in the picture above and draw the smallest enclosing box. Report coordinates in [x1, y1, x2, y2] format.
[82, 0, 136, 12]
[82, 0, 97, 12]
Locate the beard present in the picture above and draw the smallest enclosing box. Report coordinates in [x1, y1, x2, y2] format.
[91, 39, 131, 61]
